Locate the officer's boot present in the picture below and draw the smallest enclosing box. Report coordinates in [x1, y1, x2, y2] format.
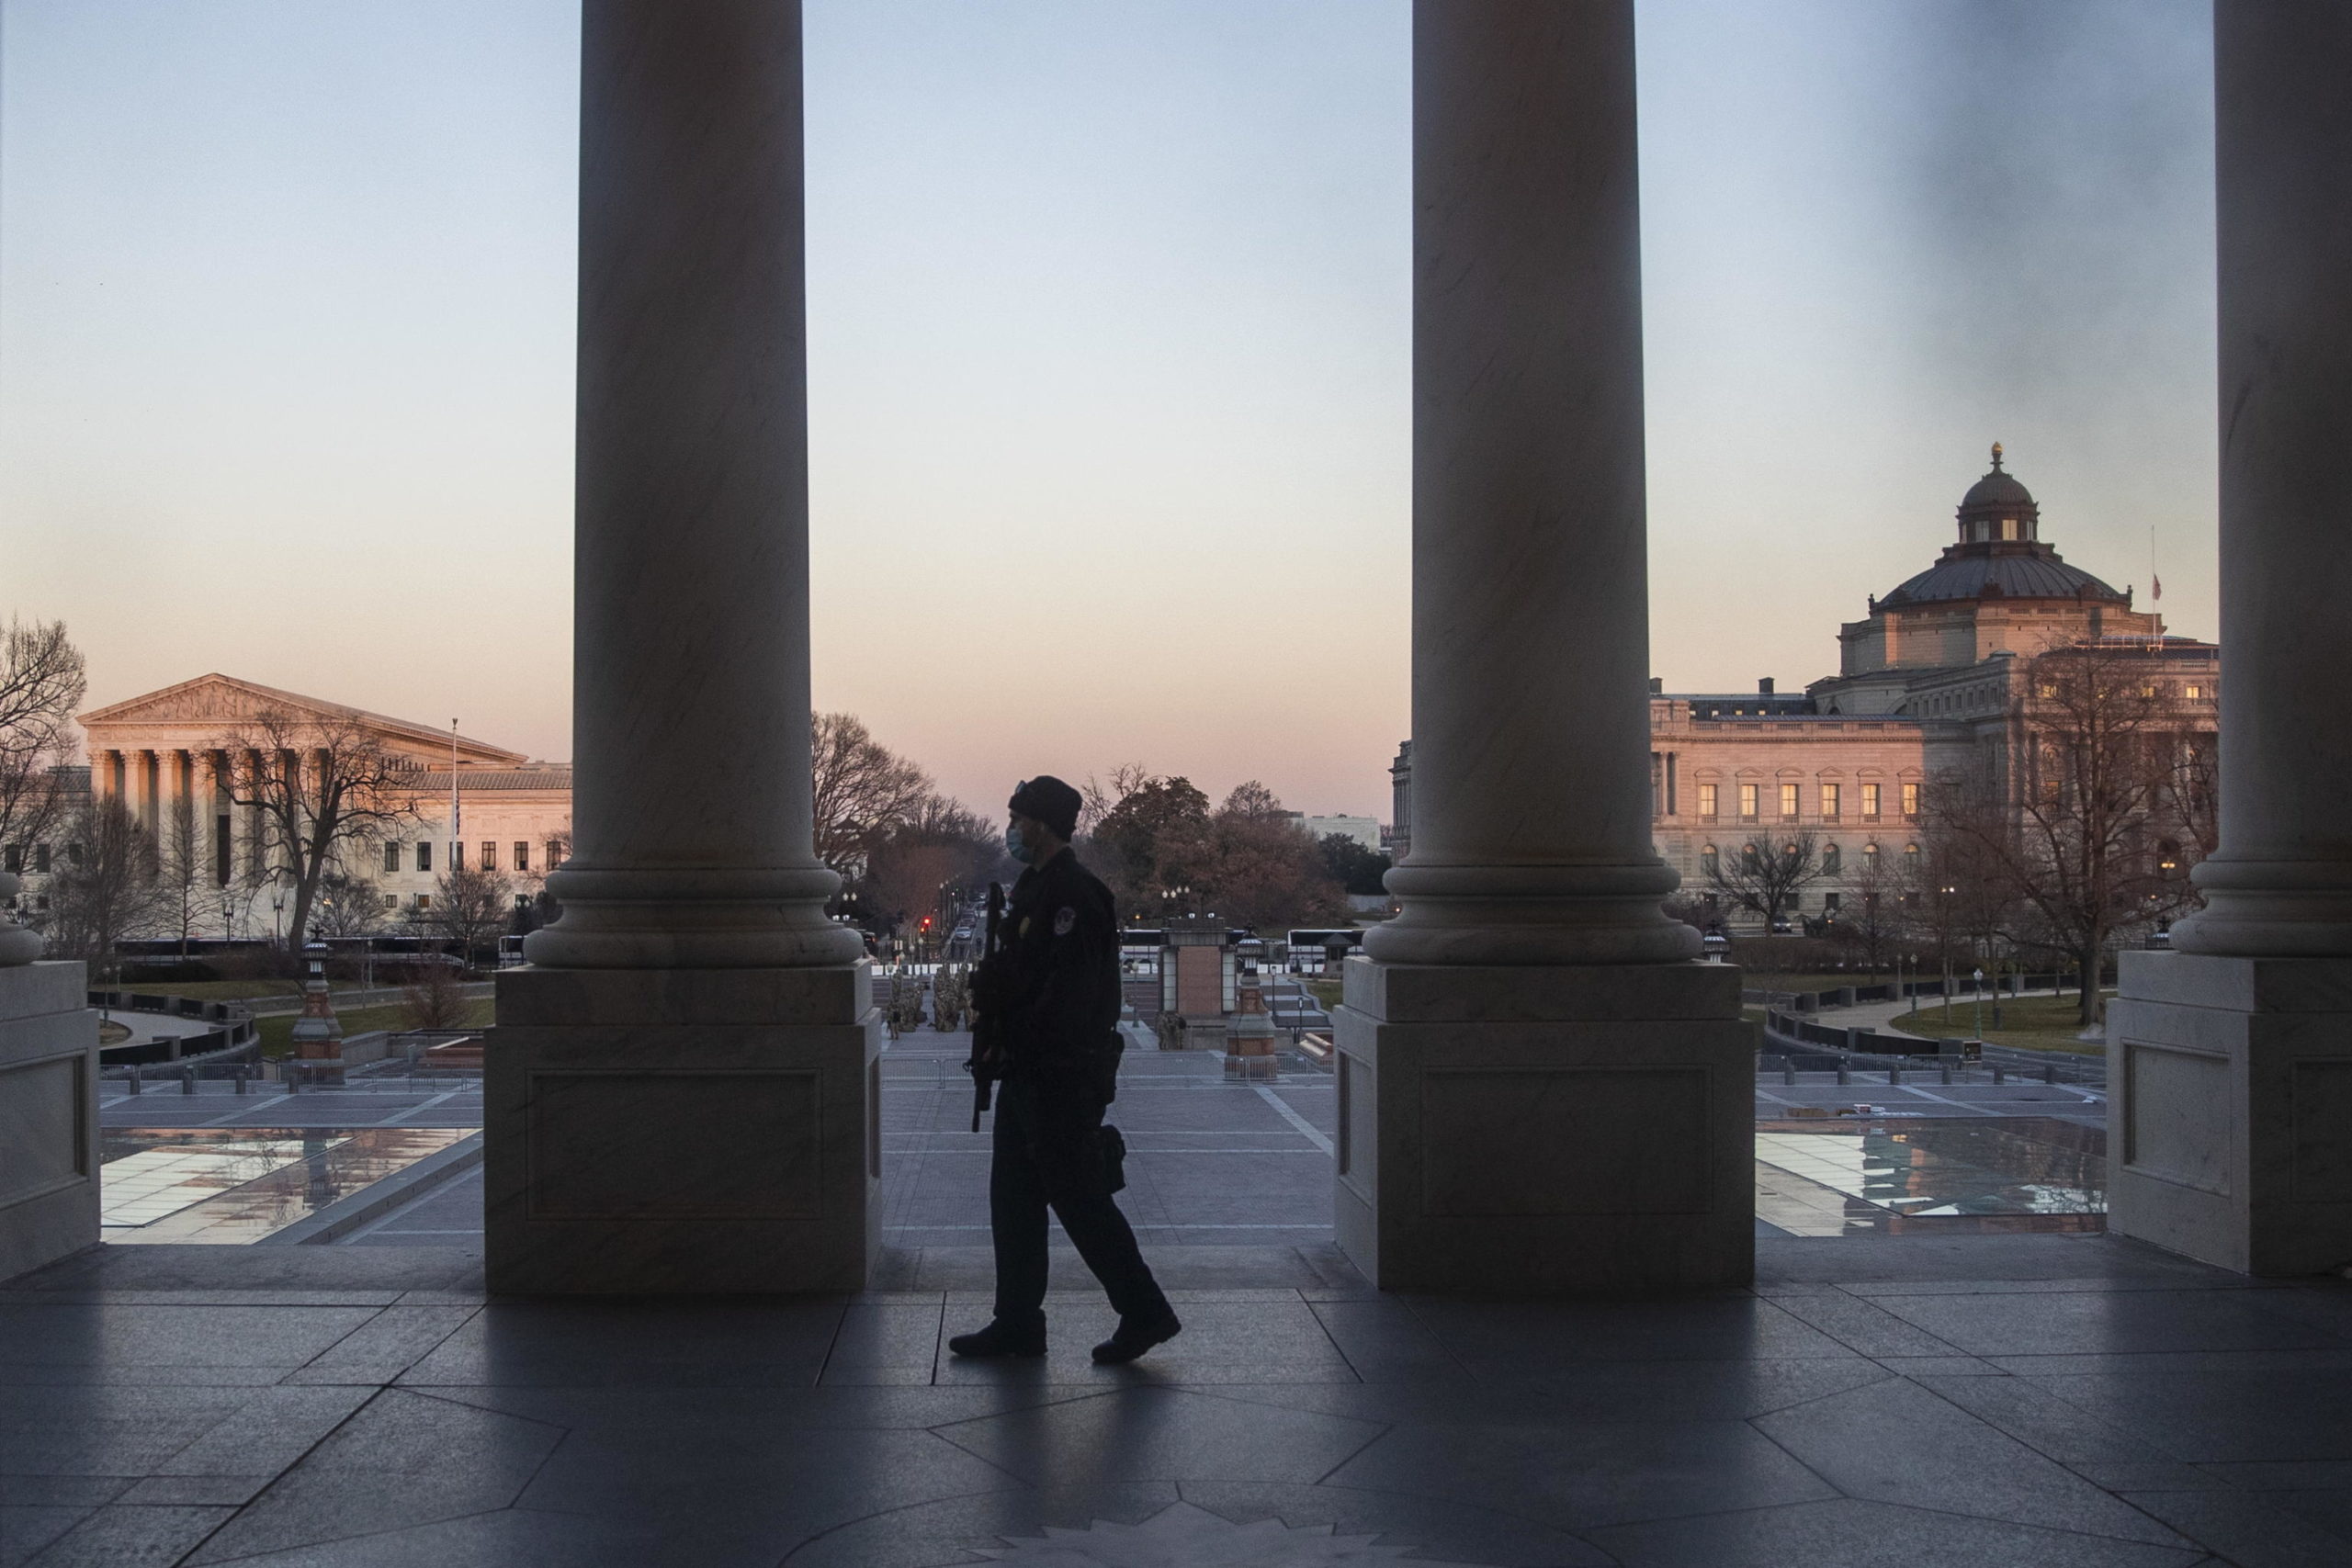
[947, 1317, 1047, 1359]
[1091, 1310, 1182, 1365]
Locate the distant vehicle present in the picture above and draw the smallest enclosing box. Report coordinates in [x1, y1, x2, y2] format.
[1768, 918, 1796, 935]
[1285, 929, 1363, 974]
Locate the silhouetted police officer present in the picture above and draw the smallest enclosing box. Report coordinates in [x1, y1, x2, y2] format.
[948, 775, 1181, 1364]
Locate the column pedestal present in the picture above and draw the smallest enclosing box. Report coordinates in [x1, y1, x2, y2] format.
[2109, 952, 2352, 1276]
[0, 962, 96, 1283]
[485, 964, 878, 1293]
[1334, 958, 1753, 1292]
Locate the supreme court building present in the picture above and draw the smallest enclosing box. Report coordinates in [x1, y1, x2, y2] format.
[51, 673, 572, 938]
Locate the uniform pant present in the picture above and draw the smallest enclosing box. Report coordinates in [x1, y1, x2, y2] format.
[989, 1076, 1169, 1326]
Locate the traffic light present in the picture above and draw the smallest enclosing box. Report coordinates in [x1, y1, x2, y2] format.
[921, 917, 933, 931]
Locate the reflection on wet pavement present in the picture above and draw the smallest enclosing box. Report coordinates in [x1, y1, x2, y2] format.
[99, 1127, 473, 1244]
[1754, 1116, 2103, 1236]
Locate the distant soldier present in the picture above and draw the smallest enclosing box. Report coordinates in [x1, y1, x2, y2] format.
[950, 775, 1180, 1365]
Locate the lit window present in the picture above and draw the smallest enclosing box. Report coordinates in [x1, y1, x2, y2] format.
[1739, 784, 1759, 821]
[1905, 843, 1921, 862]
[417, 841, 434, 874]
[1820, 783, 1840, 819]
[1863, 842, 1881, 867]
[1697, 783, 1718, 819]
[1901, 782, 1920, 818]
[481, 841, 498, 871]
[2000, 517, 2018, 540]
[383, 842, 401, 874]
[1780, 784, 1800, 820]
[1860, 783, 1881, 819]
[514, 840, 529, 872]
[2185, 684, 2202, 699]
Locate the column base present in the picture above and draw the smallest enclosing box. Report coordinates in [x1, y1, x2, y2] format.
[2109, 951, 2352, 1276]
[1332, 957, 1754, 1293]
[0, 963, 96, 1284]
[485, 964, 879, 1294]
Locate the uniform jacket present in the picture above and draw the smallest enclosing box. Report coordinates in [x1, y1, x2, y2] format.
[989, 849, 1122, 1089]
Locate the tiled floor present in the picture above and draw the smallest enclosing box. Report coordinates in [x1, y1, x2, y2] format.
[40, 1031, 2307, 1565]
[10, 1235, 2352, 1566]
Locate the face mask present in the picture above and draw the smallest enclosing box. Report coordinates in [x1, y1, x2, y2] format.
[1006, 825, 1035, 864]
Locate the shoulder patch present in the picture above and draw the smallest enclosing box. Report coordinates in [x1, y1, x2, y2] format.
[1054, 907, 1077, 936]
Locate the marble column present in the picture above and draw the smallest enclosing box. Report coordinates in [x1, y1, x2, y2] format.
[487, 0, 876, 1293]
[2110, 2, 2352, 1274]
[1337, 0, 1750, 1293]
[130, 750, 159, 837]
[86, 750, 115, 805]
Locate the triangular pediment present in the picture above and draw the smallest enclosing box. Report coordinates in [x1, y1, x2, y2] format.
[78, 675, 526, 765]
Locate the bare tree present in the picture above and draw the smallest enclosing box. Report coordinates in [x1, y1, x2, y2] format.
[311, 871, 390, 940]
[1923, 640, 2206, 1026]
[409, 861, 514, 974]
[1705, 831, 1827, 929]
[1827, 844, 1906, 975]
[154, 791, 209, 957]
[1080, 762, 1151, 839]
[44, 796, 167, 979]
[810, 713, 936, 878]
[217, 705, 422, 950]
[0, 618, 87, 861]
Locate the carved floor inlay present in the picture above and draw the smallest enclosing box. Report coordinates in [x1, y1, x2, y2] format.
[973, 1501, 1489, 1567]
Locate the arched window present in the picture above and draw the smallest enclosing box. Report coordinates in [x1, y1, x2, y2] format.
[1822, 842, 1841, 874]
[1905, 843, 1921, 864]
[1741, 842, 1761, 869]
[1701, 844, 1719, 875]
[1862, 841, 1880, 867]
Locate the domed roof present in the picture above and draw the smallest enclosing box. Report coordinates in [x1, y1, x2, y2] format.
[1871, 444, 2128, 610]
[1962, 466, 2035, 510]
[1880, 552, 2124, 607]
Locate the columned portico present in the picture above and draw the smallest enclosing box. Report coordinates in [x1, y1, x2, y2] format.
[2110, 3, 2352, 1275]
[1338, 0, 1751, 1292]
[486, 0, 876, 1293]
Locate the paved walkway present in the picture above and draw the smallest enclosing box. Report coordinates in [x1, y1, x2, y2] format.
[9, 1233, 2351, 1565]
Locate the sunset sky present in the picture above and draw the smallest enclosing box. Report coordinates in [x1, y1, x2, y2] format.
[1, 1, 2217, 822]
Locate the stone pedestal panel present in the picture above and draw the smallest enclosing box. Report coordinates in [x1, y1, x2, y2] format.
[0, 963, 96, 1283]
[486, 964, 877, 1293]
[1334, 958, 1753, 1292]
[2110, 951, 2352, 1275]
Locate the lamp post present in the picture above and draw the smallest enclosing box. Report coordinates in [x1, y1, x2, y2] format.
[1973, 966, 1984, 1042]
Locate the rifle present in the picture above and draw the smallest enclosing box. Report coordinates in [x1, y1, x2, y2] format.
[964, 882, 1007, 1132]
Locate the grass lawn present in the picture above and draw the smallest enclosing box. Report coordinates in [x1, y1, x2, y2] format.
[1900, 990, 2112, 1056]
[1302, 978, 1344, 1009]
[254, 998, 494, 1059]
